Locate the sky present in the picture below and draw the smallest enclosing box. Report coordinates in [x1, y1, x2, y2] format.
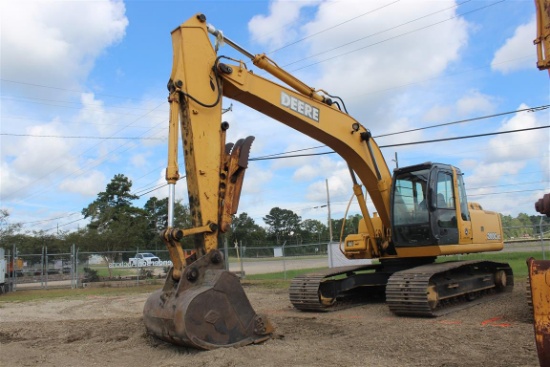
[1, 0, 549, 236]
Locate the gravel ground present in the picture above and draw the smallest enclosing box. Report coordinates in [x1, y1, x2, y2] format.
[0, 280, 541, 367]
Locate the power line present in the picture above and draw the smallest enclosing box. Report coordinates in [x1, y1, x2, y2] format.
[381, 125, 550, 148]
[287, 0, 505, 72]
[468, 189, 545, 197]
[250, 125, 550, 161]
[2, 102, 167, 202]
[0, 133, 164, 140]
[268, 0, 402, 54]
[282, 0, 472, 68]
[376, 105, 549, 138]
[2, 114, 167, 130]
[0, 78, 152, 102]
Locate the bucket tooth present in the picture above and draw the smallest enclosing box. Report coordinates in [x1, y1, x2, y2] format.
[143, 250, 273, 349]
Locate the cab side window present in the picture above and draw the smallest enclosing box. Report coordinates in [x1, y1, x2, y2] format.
[436, 172, 455, 209]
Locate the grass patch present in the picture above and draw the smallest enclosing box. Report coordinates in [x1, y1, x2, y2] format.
[245, 251, 541, 283]
[0, 284, 161, 303]
[86, 266, 136, 277]
[242, 279, 291, 289]
[439, 251, 543, 279]
[245, 267, 327, 281]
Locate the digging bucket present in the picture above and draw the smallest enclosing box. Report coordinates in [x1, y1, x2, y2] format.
[143, 250, 273, 350]
[527, 257, 550, 367]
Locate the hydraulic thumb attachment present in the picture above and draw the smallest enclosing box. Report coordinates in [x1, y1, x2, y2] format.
[143, 135, 274, 349]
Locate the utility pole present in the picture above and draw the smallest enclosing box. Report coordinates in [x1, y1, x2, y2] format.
[393, 152, 399, 169]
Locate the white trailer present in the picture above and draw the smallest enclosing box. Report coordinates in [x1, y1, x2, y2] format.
[0, 247, 13, 294]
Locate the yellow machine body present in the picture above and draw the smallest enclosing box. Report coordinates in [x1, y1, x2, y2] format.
[144, 14, 510, 349]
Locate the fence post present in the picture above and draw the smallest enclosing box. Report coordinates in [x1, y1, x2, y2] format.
[239, 241, 244, 279]
[282, 241, 287, 280]
[45, 246, 48, 289]
[136, 246, 139, 286]
[70, 244, 76, 289]
[75, 247, 79, 288]
[223, 237, 229, 271]
[12, 244, 17, 292]
[40, 245, 44, 289]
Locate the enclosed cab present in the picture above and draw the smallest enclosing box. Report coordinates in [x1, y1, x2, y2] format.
[391, 162, 503, 257]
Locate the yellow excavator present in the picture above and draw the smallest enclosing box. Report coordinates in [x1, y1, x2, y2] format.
[143, 13, 514, 350]
[529, 2, 550, 366]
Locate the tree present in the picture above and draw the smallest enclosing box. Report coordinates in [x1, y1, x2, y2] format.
[229, 212, 266, 247]
[81, 174, 149, 270]
[82, 174, 139, 228]
[331, 214, 363, 242]
[0, 209, 21, 245]
[263, 207, 301, 245]
[143, 197, 193, 249]
[300, 219, 327, 244]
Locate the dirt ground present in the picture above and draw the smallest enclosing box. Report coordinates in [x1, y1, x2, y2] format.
[0, 280, 541, 367]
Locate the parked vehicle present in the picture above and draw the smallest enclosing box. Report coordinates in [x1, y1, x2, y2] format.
[129, 253, 160, 267]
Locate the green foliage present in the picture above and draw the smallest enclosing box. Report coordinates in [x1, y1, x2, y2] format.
[263, 207, 302, 245]
[83, 267, 100, 282]
[0, 285, 161, 303]
[439, 251, 545, 279]
[0, 209, 21, 244]
[81, 174, 149, 256]
[300, 219, 327, 244]
[143, 197, 193, 249]
[246, 267, 327, 281]
[228, 212, 266, 247]
[500, 213, 550, 240]
[331, 214, 363, 241]
[3, 176, 548, 260]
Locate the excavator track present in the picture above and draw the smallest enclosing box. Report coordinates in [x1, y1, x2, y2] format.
[290, 260, 513, 317]
[289, 264, 388, 311]
[386, 260, 514, 317]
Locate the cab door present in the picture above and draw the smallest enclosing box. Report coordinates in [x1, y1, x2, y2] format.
[430, 170, 459, 245]
[453, 169, 473, 244]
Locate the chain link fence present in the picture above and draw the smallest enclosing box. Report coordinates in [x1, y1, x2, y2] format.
[2, 224, 549, 291]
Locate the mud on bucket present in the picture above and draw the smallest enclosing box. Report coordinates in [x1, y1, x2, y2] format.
[143, 250, 274, 350]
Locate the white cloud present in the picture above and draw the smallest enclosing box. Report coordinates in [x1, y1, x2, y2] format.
[423, 105, 452, 123]
[0, 1, 134, 216]
[1, 0, 128, 88]
[456, 90, 496, 116]
[303, 0, 468, 121]
[248, 0, 319, 48]
[12, 123, 77, 176]
[293, 156, 340, 181]
[491, 17, 536, 74]
[59, 171, 106, 196]
[487, 104, 543, 162]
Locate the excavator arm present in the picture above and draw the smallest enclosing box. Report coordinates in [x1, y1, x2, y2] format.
[168, 14, 392, 254]
[144, 13, 393, 350]
[163, 13, 394, 271]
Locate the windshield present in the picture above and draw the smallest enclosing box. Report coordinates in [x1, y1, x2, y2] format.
[393, 168, 430, 226]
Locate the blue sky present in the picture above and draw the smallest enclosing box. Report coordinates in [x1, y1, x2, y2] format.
[1, 0, 548, 235]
